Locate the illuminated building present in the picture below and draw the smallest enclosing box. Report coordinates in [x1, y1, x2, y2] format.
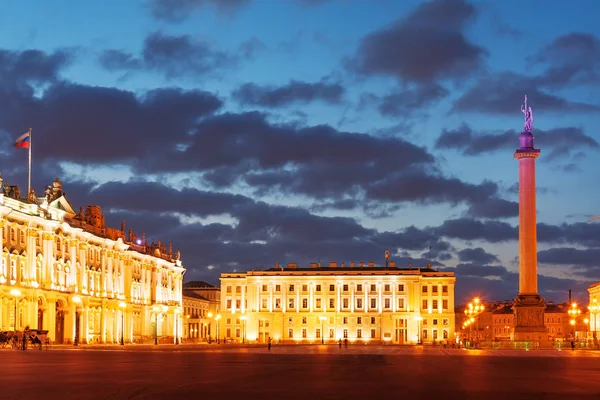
[220, 262, 456, 344]
[0, 176, 184, 344]
[182, 281, 221, 342]
[587, 282, 600, 340]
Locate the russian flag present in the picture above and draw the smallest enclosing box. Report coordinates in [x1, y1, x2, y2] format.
[15, 132, 30, 149]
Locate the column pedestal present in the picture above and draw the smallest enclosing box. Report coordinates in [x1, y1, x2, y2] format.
[513, 294, 547, 343]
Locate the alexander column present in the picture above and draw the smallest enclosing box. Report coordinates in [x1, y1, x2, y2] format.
[513, 95, 547, 342]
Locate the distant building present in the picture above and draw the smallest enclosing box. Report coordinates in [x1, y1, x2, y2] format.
[183, 281, 221, 341]
[0, 176, 185, 344]
[588, 282, 600, 339]
[220, 262, 456, 344]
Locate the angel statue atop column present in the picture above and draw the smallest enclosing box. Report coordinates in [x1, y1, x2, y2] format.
[521, 95, 534, 132]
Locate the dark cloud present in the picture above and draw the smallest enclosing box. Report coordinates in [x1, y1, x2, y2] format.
[533, 33, 600, 88]
[232, 80, 344, 107]
[99, 32, 238, 78]
[365, 83, 449, 118]
[435, 123, 598, 159]
[452, 72, 600, 114]
[467, 198, 518, 219]
[0, 48, 73, 86]
[457, 248, 500, 264]
[538, 247, 600, 279]
[148, 0, 250, 22]
[0, 82, 222, 164]
[434, 218, 516, 243]
[348, 0, 486, 82]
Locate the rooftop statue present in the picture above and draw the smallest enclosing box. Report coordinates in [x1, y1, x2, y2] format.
[521, 95, 534, 132]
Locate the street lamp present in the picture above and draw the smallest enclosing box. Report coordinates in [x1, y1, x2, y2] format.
[10, 289, 21, 333]
[319, 315, 326, 344]
[174, 308, 181, 345]
[589, 299, 599, 340]
[73, 296, 82, 346]
[568, 303, 581, 339]
[208, 312, 213, 343]
[215, 314, 221, 344]
[464, 298, 485, 344]
[153, 305, 160, 345]
[119, 302, 126, 346]
[415, 316, 423, 345]
[240, 314, 248, 344]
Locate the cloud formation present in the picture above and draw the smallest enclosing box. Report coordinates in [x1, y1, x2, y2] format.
[233, 80, 345, 107]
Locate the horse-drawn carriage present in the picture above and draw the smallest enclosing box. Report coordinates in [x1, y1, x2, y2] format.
[0, 329, 50, 350]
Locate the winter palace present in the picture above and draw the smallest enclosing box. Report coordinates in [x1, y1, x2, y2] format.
[0, 176, 184, 344]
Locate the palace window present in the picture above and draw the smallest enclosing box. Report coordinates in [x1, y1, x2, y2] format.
[289, 285, 295, 292]
[235, 318, 241, 325]
[261, 298, 267, 309]
[357, 317, 362, 324]
[316, 284, 321, 292]
[443, 330, 448, 339]
[329, 284, 335, 292]
[443, 300, 448, 310]
[370, 298, 376, 309]
[275, 298, 281, 309]
[422, 330, 428, 340]
[302, 329, 307, 338]
[329, 329, 335, 338]
[19, 230, 24, 244]
[315, 298, 321, 308]
[356, 298, 363, 309]
[343, 298, 348, 309]
[433, 300, 438, 309]
[398, 298, 404, 309]
[433, 330, 438, 340]
[275, 285, 281, 292]
[288, 329, 293, 338]
[384, 284, 390, 292]
[357, 284, 362, 292]
[343, 329, 348, 338]
[329, 299, 335, 308]
[302, 285, 308, 292]
[235, 328, 240, 338]
[370, 317, 376, 324]
[288, 317, 293, 325]
[226, 328, 231, 338]
[235, 300, 241, 309]
[398, 284, 404, 292]
[302, 298, 308, 309]
[370, 284, 376, 292]
[226, 286, 232, 293]
[370, 329, 376, 338]
[262, 285, 267, 292]
[442, 319, 449, 326]
[422, 300, 428, 309]
[10, 228, 15, 242]
[422, 286, 428, 293]
[316, 329, 321, 338]
[433, 319, 438, 325]
[343, 317, 348, 324]
[236, 286, 241, 293]
[357, 329, 362, 338]
[343, 284, 348, 292]
[289, 298, 295, 309]
[384, 298, 390, 309]
[432, 286, 438, 293]
[302, 317, 307, 324]
[226, 300, 232, 309]
[442, 285, 448, 293]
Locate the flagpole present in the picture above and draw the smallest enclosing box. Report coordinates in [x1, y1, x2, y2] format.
[28, 127, 32, 195]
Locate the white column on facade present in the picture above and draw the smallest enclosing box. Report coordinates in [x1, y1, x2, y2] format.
[241, 283, 245, 313]
[255, 283, 259, 312]
[269, 283, 273, 312]
[378, 282, 383, 313]
[309, 283, 313, 312]
[336, 282, 340, 313]
[282, 281, 287, 313]
[296, 282, 300, 313]
[364, 281, 368, 313]
[438, 284, 443, 313]
[351, 283, 355, 312]
[392, 282, 397, 312]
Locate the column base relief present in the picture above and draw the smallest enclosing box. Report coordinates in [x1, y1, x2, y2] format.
[512, 294, 547, 342]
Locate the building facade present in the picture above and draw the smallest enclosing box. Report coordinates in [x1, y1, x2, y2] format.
[183, 281, 221, 341]
[182, 292, 209, 342]
[588, 282, 600, 339]
[220, 262, 456, 344]
[0, 177, 185, 344]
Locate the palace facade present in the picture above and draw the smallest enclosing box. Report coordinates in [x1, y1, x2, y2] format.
[220, 262, 456, 344]
[0, 176, 185, 344]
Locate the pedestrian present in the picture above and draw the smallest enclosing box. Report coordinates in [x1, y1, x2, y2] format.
[338, 339, 342, 348]
[268, 336, 271, 351]
[344, 338, 348, 348]
[571, 340, 575, 351]
[22, 326, 29, 351]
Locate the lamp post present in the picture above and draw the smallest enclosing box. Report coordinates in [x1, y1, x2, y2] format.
[240, 314, 248, 344]
[73, 296, 82, 346]
[208, 312, 213, 343]
[174, 308, 181, 345]
[415, 316, 422, 345]
[589, 299, 599, 340]
[464, 298, 484, 345]
[319, 315, 326, 344]
[568, 303, 581, 339]
[119, 302, 126, 346]
[152, 306, 159, 345]
[10, 289, 21, 333]
[215, 314, 221, 344]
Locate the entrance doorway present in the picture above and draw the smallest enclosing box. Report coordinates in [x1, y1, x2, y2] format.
[395, 318, 407, 344]
[37, 308, 44, 330]
[55, 303, 64, 344]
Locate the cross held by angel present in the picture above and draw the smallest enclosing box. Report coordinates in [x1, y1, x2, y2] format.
[521, 95, 534, 132]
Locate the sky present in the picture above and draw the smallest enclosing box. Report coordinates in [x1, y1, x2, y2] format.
[1, 0, 599, 304]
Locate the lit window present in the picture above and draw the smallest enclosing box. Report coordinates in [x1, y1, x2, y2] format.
[288, 329, 293, 338]
[289, 285, 295, 292]
[398, 298, 405, 309]
[343, 298, 349, 308]
[329, 284, 335, 292]
[343, 284, 348, 292]
[422, 286, 428, 293]
[384, 284, 390, 292]
[432, 286, 438, 293]
[357, 284, 362, 292]
[302, 285, 308, 292]
[357, 328, 362, 338]
[316, 284, 321, 292]
[398, 284, 404, 292]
